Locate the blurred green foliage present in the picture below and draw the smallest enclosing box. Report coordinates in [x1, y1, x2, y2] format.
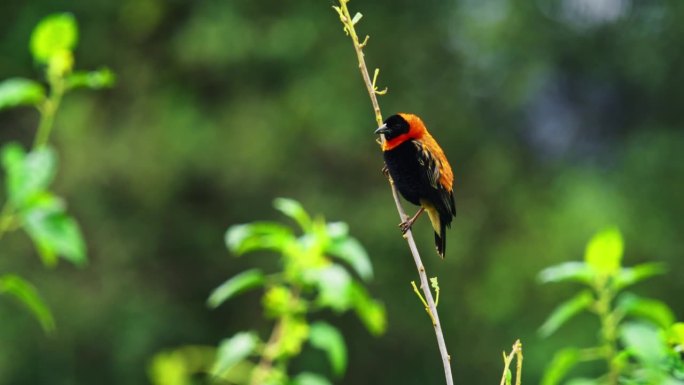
[0, 1, 683, 384]
[149, 198, 384, 385]
[0, 274, 54, 332]
[540, 228, 683, 385]
[0, 12, 112, 333]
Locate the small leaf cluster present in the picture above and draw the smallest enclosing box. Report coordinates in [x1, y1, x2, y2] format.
[0, 13, 114, 112]
[539, 227, 684, 385]
[150, 198, 386, 385]
[0, 13, 114, 332]
[2, 144, 84, 266]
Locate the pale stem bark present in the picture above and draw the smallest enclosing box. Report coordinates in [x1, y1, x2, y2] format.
[334, 2, 453, 384]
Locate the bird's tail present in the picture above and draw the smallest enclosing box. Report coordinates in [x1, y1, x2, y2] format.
[434, 221, 446, 259]
[424, 202, 448, 258]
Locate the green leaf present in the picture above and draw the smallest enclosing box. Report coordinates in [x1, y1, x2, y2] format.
[620, 322, 667, 365]
[148, 345, 220, 385]
[262, 285, 305, 318]
[211, 331, 259, 376]
[273, 198, 312, 231]
[538, 262, 593, 284]
[325, 222, 348, 238]
[0, 274, 55, 332]
[22, 194, 87, 266]
[541, 348, 580, 385]
[148, 348, 193, 385]
[309, 322, 347, 377]
[326, 236, 373, 281]
[584, 227, 623, 276]
[290, 372, 333, 385]
[667, 323, 684, 346]
[539, 290, 594, 337]
[225, 222, 295, 255]
[30, 13, 78, 63]
[2, 144, 57, 207]
[260, 367, 288, 385]
[214, 360, 254, 384]
[304, 265, 352, 311]
[616, 293, 675, 329]
[207, 269, 265, 309]
[349, 282, 386, 335]
[614, 263, 666, 291]
[351, 12, 363, 25]
[0, 78, 45, 110]
[66, 68, 116, 90]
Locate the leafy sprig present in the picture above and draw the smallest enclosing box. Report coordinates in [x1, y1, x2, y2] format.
[0, 13, 114, 332]
[540, 227, 684, 385]
[150, 198, 386, 385]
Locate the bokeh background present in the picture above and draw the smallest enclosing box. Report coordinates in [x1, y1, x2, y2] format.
[1, 0, 683, 384]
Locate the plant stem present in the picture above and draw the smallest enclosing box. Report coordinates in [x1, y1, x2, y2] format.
[249, 286, 302, 385]
[335, 0, 383, 128]
[594, 280, 619, 385]
[33, 75, 65, 149]
[0, 202, 15, 240]
[249, 318, 284, 385]
[334, 2, 454, 385]
[390, 181, 453, 384]
[515, 341, 523, 385]
[578, 346, 609, 362]
[0, 73, 65, 240]
[499, 340, 523, 385]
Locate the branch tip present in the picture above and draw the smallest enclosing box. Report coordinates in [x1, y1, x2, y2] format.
[371, 68, 388, 96]
[499, 339, 524, 385]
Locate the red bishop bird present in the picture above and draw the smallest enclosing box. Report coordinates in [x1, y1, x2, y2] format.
[375, 113, 456, 258]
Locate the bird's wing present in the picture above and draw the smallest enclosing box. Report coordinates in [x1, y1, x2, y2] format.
[413, 140, 441, 189]
[413, 140, 456, 217]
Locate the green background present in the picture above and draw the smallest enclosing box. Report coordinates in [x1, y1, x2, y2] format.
[1, 0, 683, 384]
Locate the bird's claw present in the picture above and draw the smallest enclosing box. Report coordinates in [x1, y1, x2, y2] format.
[398, 220, 412, 234]
[381, 164, 389, 177]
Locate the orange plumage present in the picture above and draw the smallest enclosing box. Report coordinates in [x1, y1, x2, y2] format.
[375, 113, 456, 258]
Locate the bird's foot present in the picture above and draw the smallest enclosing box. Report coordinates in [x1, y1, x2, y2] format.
[398, 220, 414, 235]
[398, 208, 425, 235]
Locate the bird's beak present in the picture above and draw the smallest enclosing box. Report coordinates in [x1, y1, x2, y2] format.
[374, 124, 389, 135]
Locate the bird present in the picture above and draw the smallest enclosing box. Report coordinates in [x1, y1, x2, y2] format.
[374, 113, 456, 258]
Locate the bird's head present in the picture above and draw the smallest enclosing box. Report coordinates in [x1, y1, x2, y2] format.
[375, 113, 427, 150]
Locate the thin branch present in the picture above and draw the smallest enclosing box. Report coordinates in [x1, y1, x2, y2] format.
[516, 341, 523, 385]
[334, 2, 453, 385]
[499, 340, 523, 385]
[333, 0, 383, 127]
[411, 280, 437, 325]
[249, 286, 301, 385]
[1, 65, 68, 241]
[34, 73, 66, 149]
[249, 318, 283, 385]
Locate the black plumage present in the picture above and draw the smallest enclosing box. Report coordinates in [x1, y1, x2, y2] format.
[377, 114, 456, 258]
